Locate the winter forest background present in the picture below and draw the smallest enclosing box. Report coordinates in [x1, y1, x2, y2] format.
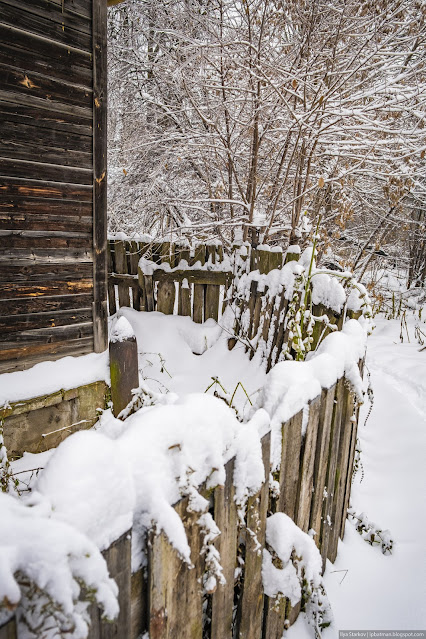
[107, 0, 425, 309]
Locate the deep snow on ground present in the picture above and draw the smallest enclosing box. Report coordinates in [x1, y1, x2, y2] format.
[288, 314, 426, 638]
[116, 306, 268, 419]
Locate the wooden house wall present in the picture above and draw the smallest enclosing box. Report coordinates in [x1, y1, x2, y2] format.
[0, 0, 108, 374]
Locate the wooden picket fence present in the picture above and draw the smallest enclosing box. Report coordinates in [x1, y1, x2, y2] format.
[107, 238, 345, 372]
[0, 364, 362, 639]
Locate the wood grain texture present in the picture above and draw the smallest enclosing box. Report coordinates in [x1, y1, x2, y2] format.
[211, 458, 238, 639]
[148, 498, 204, 639]
[0, 618, 17, 639]
[277, 410, 303, 519]
[309, 385, 336, 544]
[92, 0, 108, 352]
[295, 395, 321, 533]
[320, 378, 345, 569]
[237, 431, 270, 639]
[0, 1, 92, 50]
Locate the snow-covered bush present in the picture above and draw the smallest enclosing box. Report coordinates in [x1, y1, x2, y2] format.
[347, 508, 393, 555]
[0, 492, 118, 638]
[262, 512, 333, 638]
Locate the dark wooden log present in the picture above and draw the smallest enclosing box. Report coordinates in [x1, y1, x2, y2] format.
[0, 336, 93, 371]
[0, 177, 93, 201]
[0, 261, 93, 282]
[0, 277, 93, 299]
[92, 0, 108, 352]
[1, 0, 91, 36]
[0, 2, 92, 50]
[0, 157, 92, 186]
[0, 97, 93, 136]
[0, 293, 94, 316]
[109, 331, 139, 418]
[0, 308, 93, 335]
[0, 26, 92, 87]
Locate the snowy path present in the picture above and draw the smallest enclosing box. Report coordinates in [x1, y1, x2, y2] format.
[288, 317, 426, 638]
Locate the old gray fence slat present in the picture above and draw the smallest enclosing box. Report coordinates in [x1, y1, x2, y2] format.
[148, 497, 204, 639]
[0, 617, 17, 639]
[237, 431, 271, 639]
[309, 385, 337, 546]
[211, 457, 238, 639]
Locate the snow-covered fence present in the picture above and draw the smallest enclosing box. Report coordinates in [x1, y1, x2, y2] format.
[0, 359, 362, 639]
[107, 239, 284, 323]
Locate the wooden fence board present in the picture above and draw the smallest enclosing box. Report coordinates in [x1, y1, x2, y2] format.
[320, 378, 345, 569]
[295, 395, 321, 533]
[114, 241, 130, 309]
[309, 385, 336, 544]
[328, 382, 356, 560]
[211, 458, 238, 639]
[277, 410, 303, 519]
[192, 244, 205, 324]
[130, 568, 147, 639]
[148, 498, 204, 639]
[237, 431, 270, 639]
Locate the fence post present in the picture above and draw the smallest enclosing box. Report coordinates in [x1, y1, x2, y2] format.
[109, 317, 139, 418]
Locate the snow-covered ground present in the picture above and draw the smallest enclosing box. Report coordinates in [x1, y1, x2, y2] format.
[2, 308, 425, 638]
[289, 314, 426, 638]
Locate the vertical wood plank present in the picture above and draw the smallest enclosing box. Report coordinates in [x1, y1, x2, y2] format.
[193, 244, 205, 323]
[149, 498, 204, 639]
[277, 410, 303, 519]
[107, 241, 116, 316]
[89, 531, 132, 639]
[156, 279, 175, 315]
[320, 378, 345, 569]
[114, 241, 131, 308]
[309, 385, 336, 544]
[328, 381, 356, 559]
[92, 0, 108, 352]
[129, 241, 141, 310]
[179, 279, 192, 317]
[130, 568, 148, 639]
[101, 531, 132, 639]
[340, 360, 364, 540]
[211, 458, 238, 639]
[205, 245, 220, 321]
[267, 290, 288, 371]
[295, 395, 321, 533]
[237, 431, 270, 639]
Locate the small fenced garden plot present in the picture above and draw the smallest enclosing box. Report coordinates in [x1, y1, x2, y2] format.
[1, 238, 368, 639]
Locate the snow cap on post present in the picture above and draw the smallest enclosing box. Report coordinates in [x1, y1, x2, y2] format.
[109, 316, 139, 418]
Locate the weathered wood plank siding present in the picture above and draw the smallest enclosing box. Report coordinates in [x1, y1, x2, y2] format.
[0, 0, 108, 373]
